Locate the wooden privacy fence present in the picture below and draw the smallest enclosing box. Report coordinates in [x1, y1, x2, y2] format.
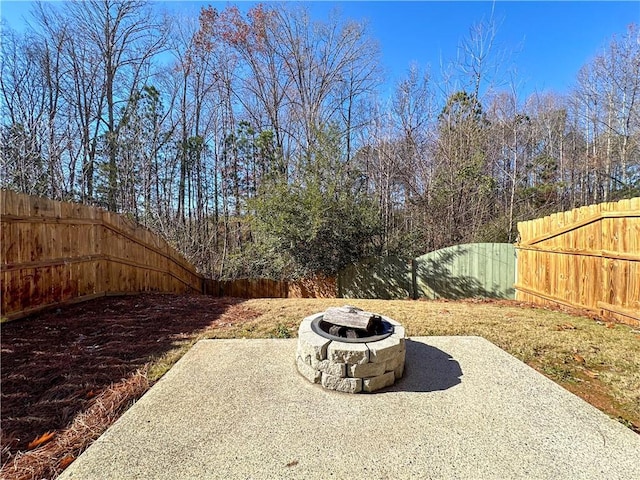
[204, 276, 336, 299]
[515, 197, 640, 326]
[338, 243, 516, 300]
[1, 190, 204, 320]
[1, 191, 336, 320]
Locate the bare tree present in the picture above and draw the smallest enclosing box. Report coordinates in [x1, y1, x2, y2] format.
[0, 25, 48, 195]
[59, 0, 167, 210]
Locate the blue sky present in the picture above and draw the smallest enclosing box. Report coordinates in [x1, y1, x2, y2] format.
[2, 1, 638, 99]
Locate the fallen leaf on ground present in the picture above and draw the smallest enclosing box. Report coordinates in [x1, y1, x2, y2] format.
[584, 369, 599, 378]
[556, 323, 576, 331]
[27, 432, 55, 449]
[59, 455, 75, 469]
[573, 354, 586, 364]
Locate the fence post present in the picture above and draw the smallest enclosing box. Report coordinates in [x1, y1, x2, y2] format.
[411, 258, 418, 300]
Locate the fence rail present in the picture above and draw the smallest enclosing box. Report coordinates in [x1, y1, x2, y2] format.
[515, 197, 640, 326]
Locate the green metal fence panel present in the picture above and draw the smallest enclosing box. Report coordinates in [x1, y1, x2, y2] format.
[338, 256, 413, 299]
[414, 243, 516, 300]
[338, 244, 516, 300]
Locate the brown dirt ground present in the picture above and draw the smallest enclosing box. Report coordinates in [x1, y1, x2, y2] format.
[1, 294, 260, 478]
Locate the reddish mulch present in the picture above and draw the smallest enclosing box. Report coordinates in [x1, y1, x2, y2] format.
[1, 294, 257, 475]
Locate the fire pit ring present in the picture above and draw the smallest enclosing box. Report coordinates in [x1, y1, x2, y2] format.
[296, 306, 406, 393]
[310, 316, 395, 343]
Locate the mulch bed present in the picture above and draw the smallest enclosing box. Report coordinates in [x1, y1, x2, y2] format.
[1, 294, 257, 478]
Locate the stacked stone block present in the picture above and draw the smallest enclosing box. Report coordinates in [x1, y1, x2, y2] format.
[296, 312, 406, 393]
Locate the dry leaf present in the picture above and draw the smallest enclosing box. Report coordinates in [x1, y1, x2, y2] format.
[573, 354, 585, 364]
[556, 323, 576, 331]
[584, 369, 599, 378]
[27, 431, 55, 449]
[59, 455, 75, 469]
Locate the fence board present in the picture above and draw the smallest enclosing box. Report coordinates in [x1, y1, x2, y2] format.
[515, 198, 640, 326]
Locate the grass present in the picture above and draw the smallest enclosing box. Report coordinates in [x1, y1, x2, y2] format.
[203, 298, 640, 431]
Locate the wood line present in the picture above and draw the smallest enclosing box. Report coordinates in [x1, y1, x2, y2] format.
[1, 254, 105, 272]
[596, 301, 640, 321]
[514, 245, 640, 262]
[513, 284, 599, 313]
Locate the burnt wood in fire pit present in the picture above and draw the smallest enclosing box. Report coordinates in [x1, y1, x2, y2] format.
[328, 325, 360, 338]
[311, 306, 394, 343]
[323, 306, 383, 334]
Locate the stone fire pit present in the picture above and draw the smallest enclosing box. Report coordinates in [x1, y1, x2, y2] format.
[296, 306, 406, 393]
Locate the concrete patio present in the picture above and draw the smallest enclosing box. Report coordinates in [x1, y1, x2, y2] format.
[60, 337, 640, 479]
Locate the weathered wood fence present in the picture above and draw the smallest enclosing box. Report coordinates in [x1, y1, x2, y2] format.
[204, 276, 336, 299]
[515, 198, 640, 326]
[1, 190, 204, 320]
[1, 191, 336, 320]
